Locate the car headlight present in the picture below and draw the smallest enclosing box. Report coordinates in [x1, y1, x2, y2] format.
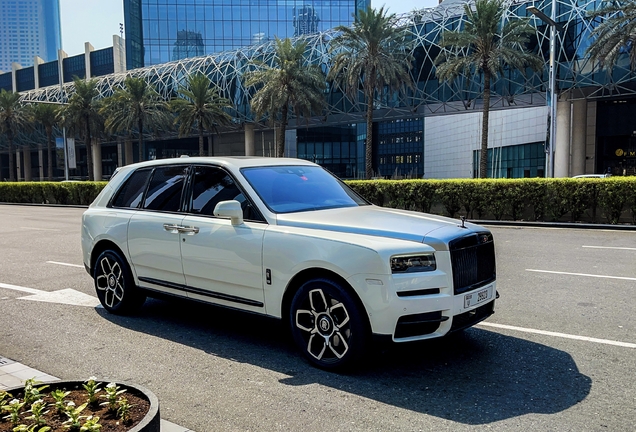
[391, 254, 436, 273]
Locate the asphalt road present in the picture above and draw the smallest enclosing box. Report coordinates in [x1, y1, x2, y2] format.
[0, 205, 634, 431]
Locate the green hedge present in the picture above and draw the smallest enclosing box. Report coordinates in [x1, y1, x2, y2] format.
[0, 178, 634, 224]
[346, 178, 636, 225]
[0, 182, 107, 205]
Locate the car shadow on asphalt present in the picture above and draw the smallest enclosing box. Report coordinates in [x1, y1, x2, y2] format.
[97, 297, 592, 425]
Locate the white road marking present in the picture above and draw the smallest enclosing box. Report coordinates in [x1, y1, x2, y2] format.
[46, 261, 84, 269]
[19, 288, 100, 308]
[582, 245, 636, 251]
[0, 282, 41, 294]
[478, 322, 636, 349]
[19, 226, 61, 231]
[0, 282, 100, 307]
[526, 269, 636, 281]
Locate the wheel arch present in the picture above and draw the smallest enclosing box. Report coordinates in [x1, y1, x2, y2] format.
[281, 268, 372, 335]
[90, 239, 129, 277]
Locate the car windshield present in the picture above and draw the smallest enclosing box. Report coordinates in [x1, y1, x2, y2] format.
[241, 165, 368, 213]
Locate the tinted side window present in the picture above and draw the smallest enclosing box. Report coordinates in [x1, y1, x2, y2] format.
[111, 169, 152, 208]
[190, 166, 261, 221]
[143, 166, 188, 212]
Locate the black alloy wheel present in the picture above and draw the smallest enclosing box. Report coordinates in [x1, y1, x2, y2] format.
[93, 249, 146, 314]
[290, 278, 367, 370]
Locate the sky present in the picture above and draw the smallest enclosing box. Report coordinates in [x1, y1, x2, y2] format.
[59, 0, 440, 56]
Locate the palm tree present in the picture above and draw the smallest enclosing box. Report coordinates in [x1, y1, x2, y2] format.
[586, 0, 636, 72]
[62, 77, 102, 181]
[328, 7, 413, 179]
[434, 0, 542, 178]
[245, 37, 326, 158]
[30, 102, 60, 180]
[0, 89, 30, 182]
[171, 73, 232, 156]
[100, 76, 172, 163]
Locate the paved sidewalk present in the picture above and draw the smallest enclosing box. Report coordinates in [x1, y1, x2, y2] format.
[0, 355, 193, 432]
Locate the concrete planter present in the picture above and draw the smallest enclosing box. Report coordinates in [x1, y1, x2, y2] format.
[4, 379, 160, 432]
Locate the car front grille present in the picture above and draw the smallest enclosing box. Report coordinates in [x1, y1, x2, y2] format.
[449, 232, 496, 295]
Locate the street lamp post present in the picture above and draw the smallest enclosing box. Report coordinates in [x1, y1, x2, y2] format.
[528, 4, 562, 178]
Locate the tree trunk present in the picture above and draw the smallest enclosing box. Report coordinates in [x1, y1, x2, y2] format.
[479, 72, 491, 179]
[277, 105, 288, 157]
[138, 118, 144, 162]
[198, 124, 205, 156]
[365, 83, 375, 180]
[85, 119, 94, 181]
[8, 137, 15, 182]
[46, 125, 53, 181]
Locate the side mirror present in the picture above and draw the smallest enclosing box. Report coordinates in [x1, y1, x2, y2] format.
[213, 200, 244, 226]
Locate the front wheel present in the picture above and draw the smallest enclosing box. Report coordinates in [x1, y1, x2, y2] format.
[93, 250, 146, 315]
[289, 278, 367, 371]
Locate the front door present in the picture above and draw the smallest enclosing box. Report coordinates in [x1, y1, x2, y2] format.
[179, 165, 267, 312]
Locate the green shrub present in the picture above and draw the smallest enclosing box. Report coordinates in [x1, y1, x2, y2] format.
[597, 178, 631, 224]
[0, 182, 107, 205]
[1, 177, 634, 225]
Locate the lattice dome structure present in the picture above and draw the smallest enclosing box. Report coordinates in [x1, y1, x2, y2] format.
[5, 0, 636, 150]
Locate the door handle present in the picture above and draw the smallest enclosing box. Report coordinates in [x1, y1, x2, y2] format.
[178, 226, 200, 235]
[163, 223, 180, 233]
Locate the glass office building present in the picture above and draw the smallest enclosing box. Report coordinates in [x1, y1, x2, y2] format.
[124, 0, 369, 69]
[0, 0, 61, 72]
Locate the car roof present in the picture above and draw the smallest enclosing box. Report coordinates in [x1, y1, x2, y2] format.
[118, 156, 318, 172]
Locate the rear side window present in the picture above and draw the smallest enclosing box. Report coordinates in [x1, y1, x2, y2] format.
[143, 166, 189, 212]
[110, 169, 152, 208]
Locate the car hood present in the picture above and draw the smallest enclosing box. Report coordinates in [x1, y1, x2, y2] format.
[274, 205, 486, 249]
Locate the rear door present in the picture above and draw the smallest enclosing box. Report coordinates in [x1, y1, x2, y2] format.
[128, 165, 189, 294]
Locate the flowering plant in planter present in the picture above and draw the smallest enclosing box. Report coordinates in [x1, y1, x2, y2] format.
[0, 378, 159, 432]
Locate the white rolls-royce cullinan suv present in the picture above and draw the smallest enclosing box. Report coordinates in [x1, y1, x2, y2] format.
[82, 157, 497, 370]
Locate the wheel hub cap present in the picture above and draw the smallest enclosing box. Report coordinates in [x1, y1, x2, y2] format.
[318, 314, 333, 336]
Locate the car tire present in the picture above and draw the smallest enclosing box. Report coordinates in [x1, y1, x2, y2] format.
[290, 278, 367, 371]
[93, 249, 146, 315]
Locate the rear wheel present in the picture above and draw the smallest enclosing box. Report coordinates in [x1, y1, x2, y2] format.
[93, 250, 146, 315]
[289, 278, 367, 371]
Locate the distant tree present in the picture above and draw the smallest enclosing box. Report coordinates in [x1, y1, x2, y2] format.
[245, 37, 326, 158]
[30, 102, 61, 180]
[434, 0, 542, 178]
[171, 73, 232, 156]
[0, 89, 30, 181]
[62, 77, 102, 181]
[586, 0, 636, 72]
[328, 7, 413, 179]
[100, 76, 172, 163]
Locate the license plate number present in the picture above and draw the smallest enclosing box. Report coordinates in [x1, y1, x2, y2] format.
[464, 286, 492, 309]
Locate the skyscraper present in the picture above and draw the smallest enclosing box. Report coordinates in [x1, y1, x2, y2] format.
[124, 0, 369, 70]
[0, 0, 61, 72]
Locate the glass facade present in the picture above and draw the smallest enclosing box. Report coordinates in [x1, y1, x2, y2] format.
[0, 71, 10, 91]
[124, 0, 369, 69]
[297, 125, 359, 179]
[37, 60, 59, 87]
[15, 66, 34, 91]
[0, 0, 61, 72]
[90, 48, 116, 77]
[62, 54, 86, 82]
[377, 118, 424, 178]
[473, 143, 546, 179]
